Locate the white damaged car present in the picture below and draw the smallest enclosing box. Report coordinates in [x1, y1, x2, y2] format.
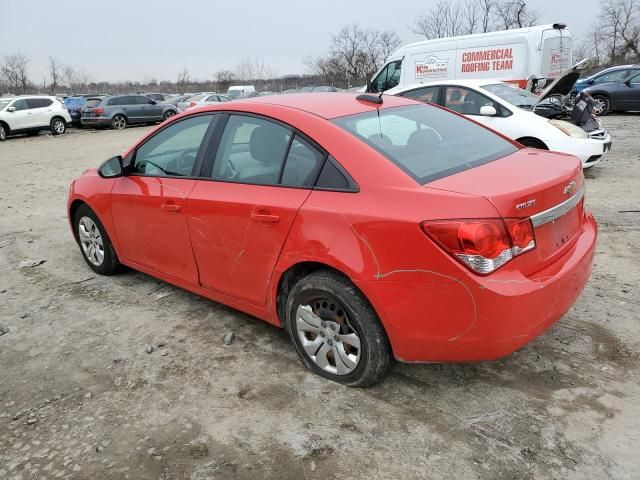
[389, 60, 612, 168]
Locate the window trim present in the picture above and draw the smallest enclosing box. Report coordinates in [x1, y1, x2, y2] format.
[125, 113, 220, 179]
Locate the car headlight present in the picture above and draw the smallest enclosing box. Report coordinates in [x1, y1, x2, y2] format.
[548, 119, 589, 139]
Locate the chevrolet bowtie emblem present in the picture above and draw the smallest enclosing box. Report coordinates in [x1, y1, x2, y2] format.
[563, 181, 576, 195]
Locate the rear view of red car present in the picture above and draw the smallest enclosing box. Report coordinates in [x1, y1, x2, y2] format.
[67, 93, 597, 386]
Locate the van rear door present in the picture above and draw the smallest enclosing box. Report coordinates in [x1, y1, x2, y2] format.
[540, 28, 572, 80]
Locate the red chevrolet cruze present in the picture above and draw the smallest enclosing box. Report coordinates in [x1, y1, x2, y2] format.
[67, 93, 597, 386]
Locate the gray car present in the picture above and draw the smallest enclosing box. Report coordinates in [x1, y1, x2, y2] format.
[80, 94, 178, 129]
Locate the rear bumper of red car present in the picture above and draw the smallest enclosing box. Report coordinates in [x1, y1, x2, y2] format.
[358, 212, 597, 363]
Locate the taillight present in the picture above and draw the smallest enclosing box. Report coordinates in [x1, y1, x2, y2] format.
[93, 108, 104, 116]
[421, 218, 536, 275]
[189, 101, 197, 107]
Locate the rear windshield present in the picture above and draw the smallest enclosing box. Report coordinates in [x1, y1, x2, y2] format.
[333, 104, 517, 184]
[85, 98, 102, 108]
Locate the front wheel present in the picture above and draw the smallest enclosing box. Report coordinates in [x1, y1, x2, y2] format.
[163, 110, 176, 121]
[285, 270, 391, 387]
[592, 95, 610, 116]
[50, 117, 66, 135]
[74, 204, 121, 275]
[111, 114, 127, 130]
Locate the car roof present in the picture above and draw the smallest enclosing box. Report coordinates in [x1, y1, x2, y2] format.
[394, 79, 504, 93]
[223, 92, 418, 119]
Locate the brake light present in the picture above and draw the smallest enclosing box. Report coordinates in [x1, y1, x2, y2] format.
[189, 101, 197, 107]
[421, 218, 536, 275]
[93, 108, 104, 116]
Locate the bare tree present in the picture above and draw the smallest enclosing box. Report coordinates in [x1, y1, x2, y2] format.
[411, 1, 464, 38]
[48, 56, 63, 94]
[215, 69, 235, 91]
[176, 66, 190, 93]
[582, 0, 640, 65]
[495, 0, 539, 29]
[478, 0, 497, 33]
[1, 53, 30, 94]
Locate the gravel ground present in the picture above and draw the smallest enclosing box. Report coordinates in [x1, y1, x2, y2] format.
[1, 117, 639, 479]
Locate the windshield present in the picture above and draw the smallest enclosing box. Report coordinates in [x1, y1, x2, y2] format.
[333, 104, 517, 184]
[0, 100, 11, 111]
[482, 83, 539, 109]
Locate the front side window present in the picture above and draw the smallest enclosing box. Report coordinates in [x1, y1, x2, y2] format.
[12, 99, 29, 111]
[333, 104, 517, 184]
[595, 70, 629, 84]
[443, 86, 500, 115]
[212, 115, 292, 185]
[400, 86, 439, 103]
[372, 60, 402, 92]
[132, 115, 214, 177]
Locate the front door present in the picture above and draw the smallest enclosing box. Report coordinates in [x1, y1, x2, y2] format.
[110, 114, 217, 284]
[615, 73, 640, 110]
[8, 98, 35, 129]
[188, 114, 325, 306]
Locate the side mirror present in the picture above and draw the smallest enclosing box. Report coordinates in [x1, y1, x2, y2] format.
[7, 106, 16, 112]
[149, 100, 157, 105]
[98, 155, 123, 178]
[480, 105, 498, 116]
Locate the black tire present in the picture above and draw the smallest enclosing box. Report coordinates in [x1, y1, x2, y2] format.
[73, 204, 121, 275]
[518, 137, 548, 150]
[111, 114, 127, 130]
[0, 123, 6, 141]
[163, 110, 176, 121]
[592, 95, 610, 116]
[50, 117, 66, 135]
[285, 270, 391, 387]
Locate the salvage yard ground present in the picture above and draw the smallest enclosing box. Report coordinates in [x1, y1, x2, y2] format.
[1, 116, 639, 479]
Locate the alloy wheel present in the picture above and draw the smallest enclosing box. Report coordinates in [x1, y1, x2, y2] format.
[112, 116, 126, 129]
[0, 125, 5, 141]
[53, 119, 65, 134]
[78, 216, 105, 266]
[592, 97, 608, 115]
[164, 111, 176, 120]
[295, 297, 361, 375]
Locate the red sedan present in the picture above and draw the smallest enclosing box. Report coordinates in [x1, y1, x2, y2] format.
[67, 93, 597, 387]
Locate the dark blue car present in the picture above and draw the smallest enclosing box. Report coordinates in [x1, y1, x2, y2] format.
[571, 65, 640, 96]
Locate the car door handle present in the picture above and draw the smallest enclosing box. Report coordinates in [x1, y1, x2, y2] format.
[161, 202, 181, 213]
[251, 212, 280, 223]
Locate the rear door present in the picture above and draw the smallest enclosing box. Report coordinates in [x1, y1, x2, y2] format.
[110, 113, 218, 283]
[187, 113, 325, 306]
[27, 98, 54, 127]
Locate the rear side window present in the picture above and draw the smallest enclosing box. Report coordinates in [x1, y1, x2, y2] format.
[27, 98, 53, 108]
[400, 86, 439, 103]
[315, 157, 355, 191]
[135, 96, 152, 104]
[85, 98, 102, 108]
[280, 135, 325, 187]
[107, 97, 122, 106]
[333, 104, 517, 184]
[212, 115, 292, 185]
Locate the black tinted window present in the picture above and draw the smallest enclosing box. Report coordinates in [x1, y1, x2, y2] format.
[27, 98, 53, 108]
[212, 115, 292, 185]
[137, 96, 153, 104]
[132, 115, 214, 176]
[401, 86, 439, 103]
[281, 135, 325, 187]
[333, 104, 517, 184]
[315, 157, 353, 190]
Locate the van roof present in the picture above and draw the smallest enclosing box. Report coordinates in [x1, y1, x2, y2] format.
[400, 24, 570, 52]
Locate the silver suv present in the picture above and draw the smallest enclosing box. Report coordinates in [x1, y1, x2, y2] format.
[80, 95, 178, 130]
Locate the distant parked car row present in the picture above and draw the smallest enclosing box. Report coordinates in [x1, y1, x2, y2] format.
[0, 86, 344, 140]
[571, 64, 640, 115]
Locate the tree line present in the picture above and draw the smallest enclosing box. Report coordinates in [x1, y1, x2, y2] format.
[2, 0, 638, 96]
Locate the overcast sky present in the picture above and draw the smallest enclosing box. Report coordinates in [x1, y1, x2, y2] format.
[0, 0, 600, 83]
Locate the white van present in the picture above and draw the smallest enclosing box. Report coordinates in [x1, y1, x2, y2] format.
[369, 24, 572, 94]
[227, 85, 256, 98]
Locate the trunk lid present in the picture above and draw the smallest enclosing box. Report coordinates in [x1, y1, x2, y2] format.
[426, 149, 585, 275]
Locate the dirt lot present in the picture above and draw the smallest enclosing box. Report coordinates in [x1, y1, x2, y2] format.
[1, 117, 639, 480]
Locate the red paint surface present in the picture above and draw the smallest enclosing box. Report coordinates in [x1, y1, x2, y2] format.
[68, 93, 597, 363]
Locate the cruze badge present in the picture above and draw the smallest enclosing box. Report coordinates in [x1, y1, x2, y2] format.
[516, 199, 536, 210]
[563, 181, 577, 195]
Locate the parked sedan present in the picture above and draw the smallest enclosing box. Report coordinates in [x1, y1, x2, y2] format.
[184, 93, 231, 110]
[571, 64, 640, 98]
[392, 78, 612, 168]
[583, 71, 640, 115]
[67, 93, 596, 386]
[176, 93, 215, 112]
[80, 95, 178, 129]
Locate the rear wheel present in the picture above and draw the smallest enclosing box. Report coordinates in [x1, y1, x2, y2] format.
[111, 115, 127, 130]
[592, 95, 610, 116]
[50, 117, 66, 135]
[0, 123, 6, 141]
[518, 137, 548, 150]
[285, 270, 391, 387]
[73, 204, 121, 275]
[163, 110, 176, 121]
